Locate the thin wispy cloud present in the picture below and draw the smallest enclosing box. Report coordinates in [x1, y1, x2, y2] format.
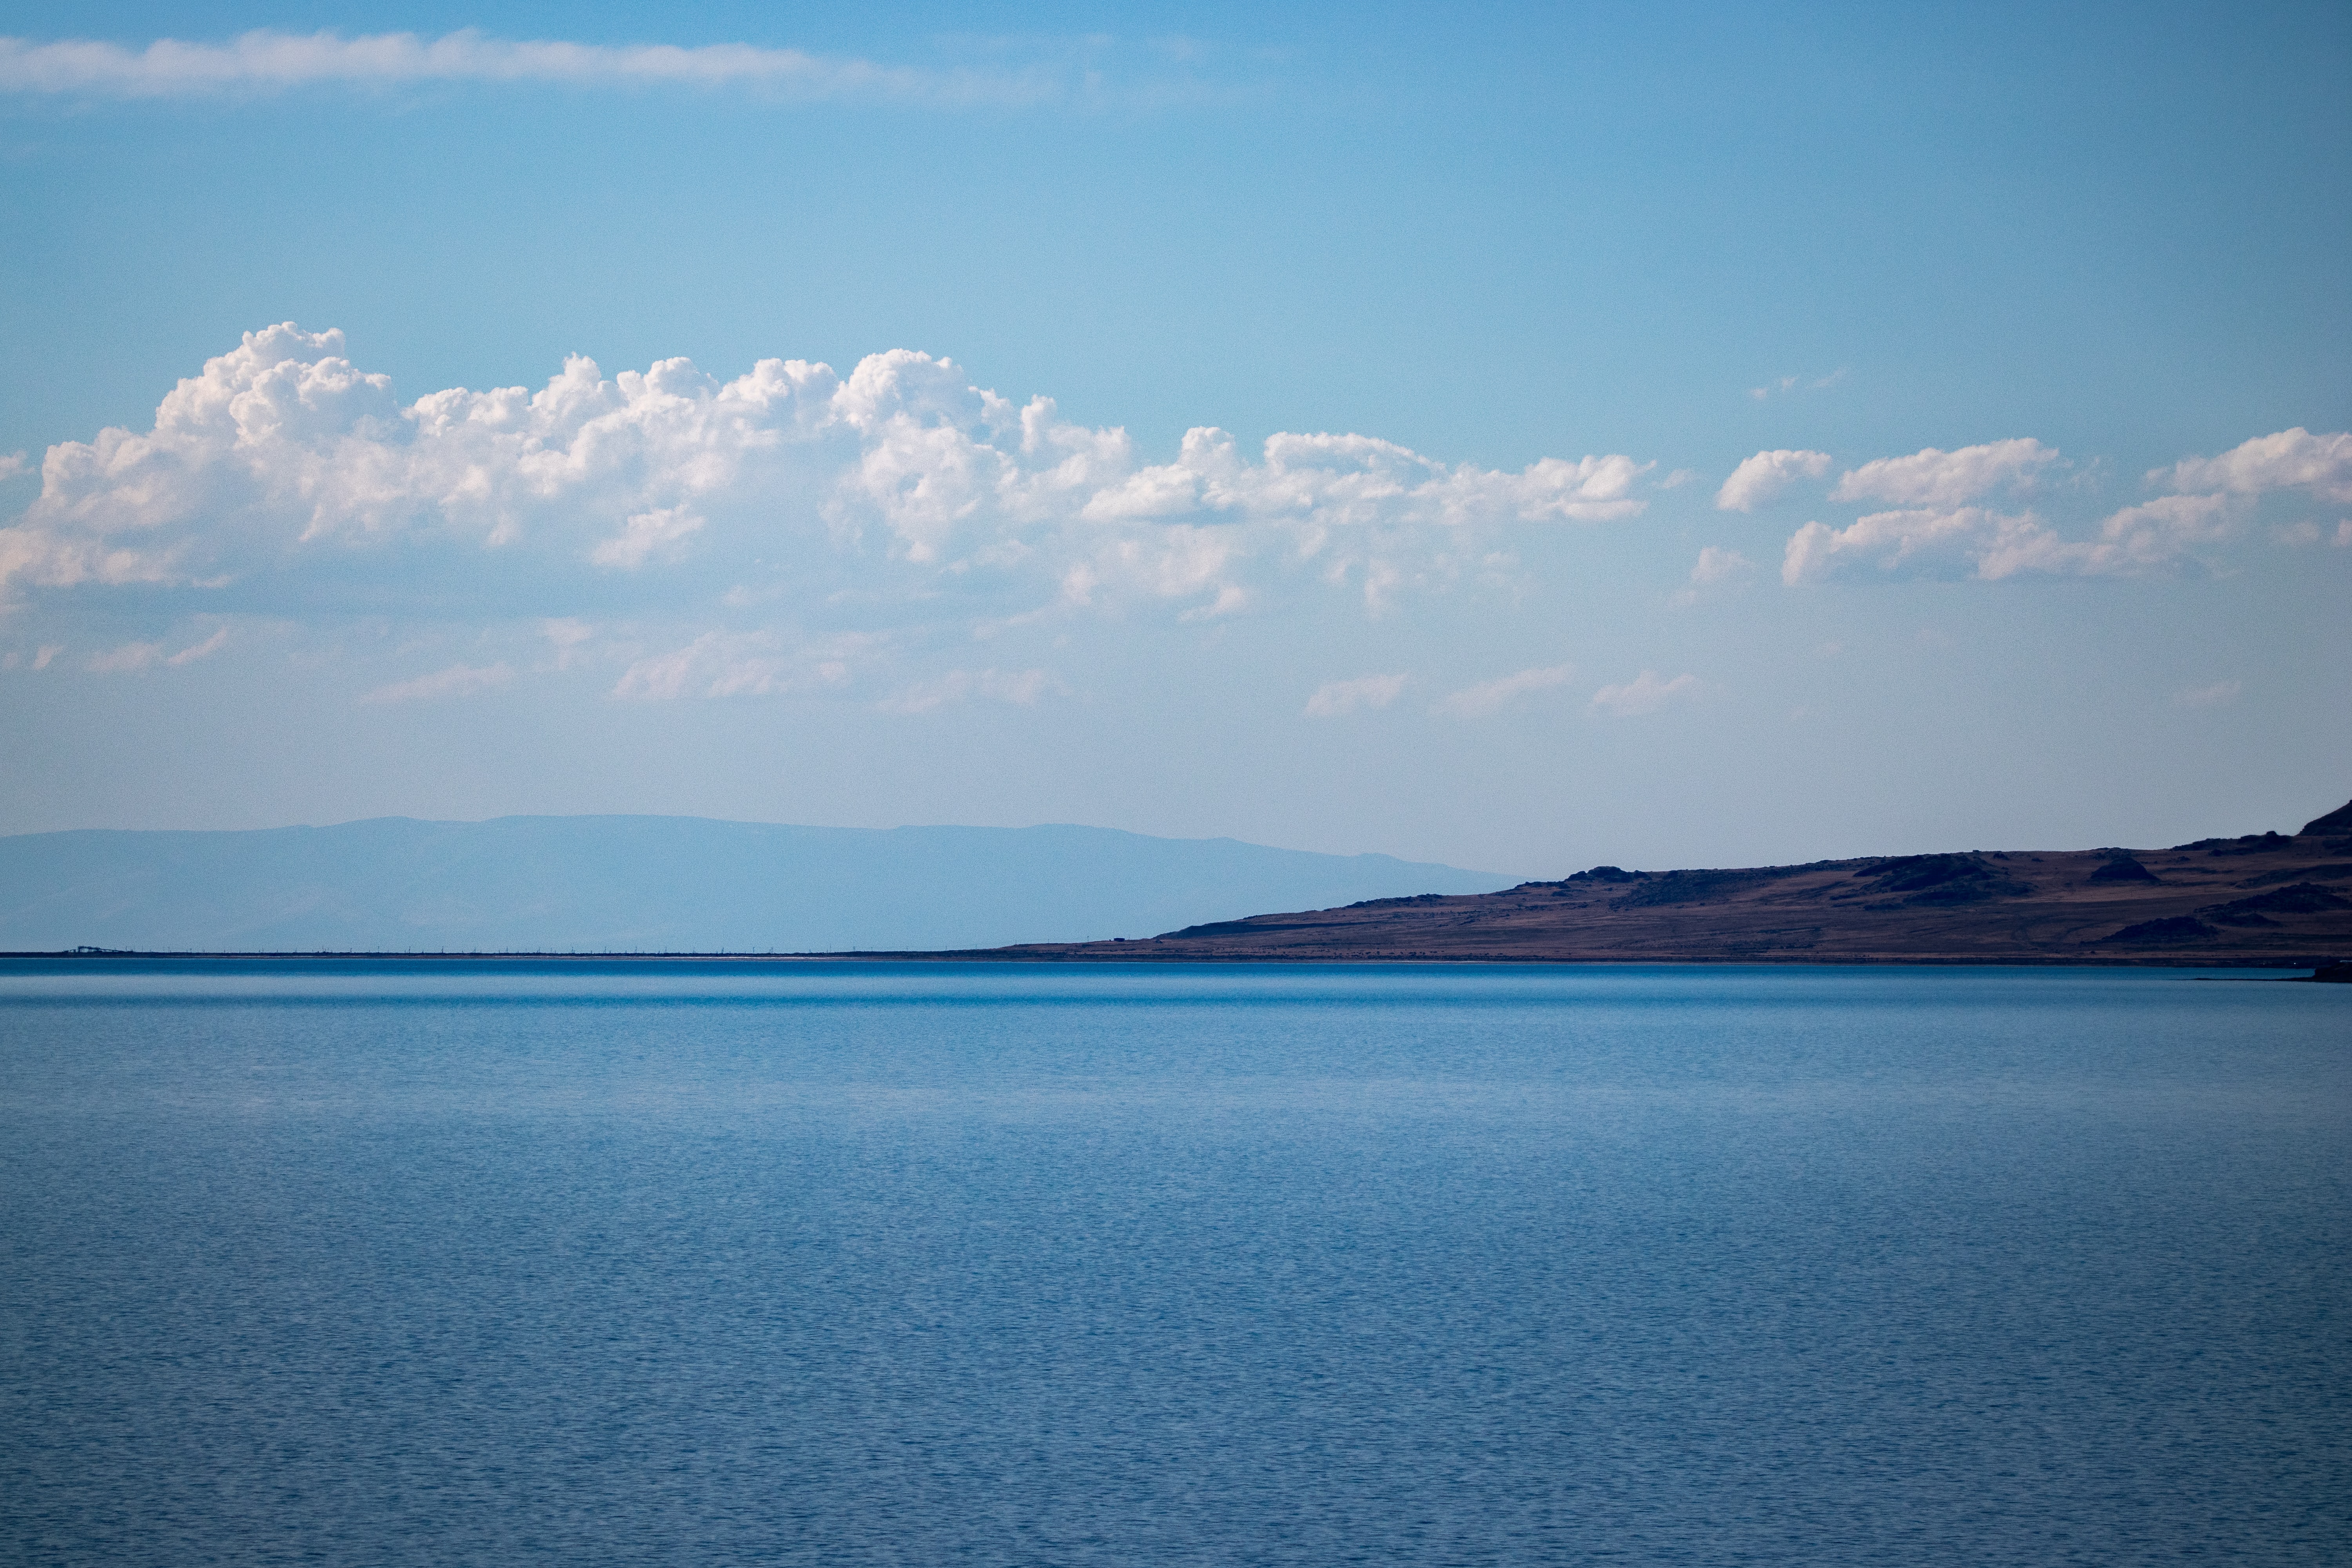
[2176, 679, 2241, 708]
[1435, 664, 1573, 718]
[83, 627, 229, 673]
[0, 31, 1056, 106]
[1589, 670, 1699, 718]
[1305, 673, 1406, 718]
[1748, 368, 1846, 401]
[362, 661, 514, 703]
[880, 667, 1062, 714]
[1687, 546, 1755, 585]
[86, 641, 166, 673]
[165, 627, 229, 666]
[609, 632, 859, 702]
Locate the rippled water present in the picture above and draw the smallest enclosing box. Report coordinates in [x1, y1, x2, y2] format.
[2, 961, 2345, 1565]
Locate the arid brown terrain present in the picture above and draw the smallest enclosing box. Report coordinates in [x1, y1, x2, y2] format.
[974, 798, 2352, 967]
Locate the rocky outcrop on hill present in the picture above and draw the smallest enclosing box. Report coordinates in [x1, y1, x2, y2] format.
[2300, 797, 2352, 837]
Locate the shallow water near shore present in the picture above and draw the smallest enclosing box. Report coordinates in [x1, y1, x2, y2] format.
[2, 961, 2345, 1565]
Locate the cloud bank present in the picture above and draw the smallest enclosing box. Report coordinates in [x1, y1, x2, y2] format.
[1779, 431, 2345, 584]
[0, 325, 1655, 694]
[0, 31, 1048, 105]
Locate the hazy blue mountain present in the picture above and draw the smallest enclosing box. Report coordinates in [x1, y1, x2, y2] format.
[0, 817, 1514, 953]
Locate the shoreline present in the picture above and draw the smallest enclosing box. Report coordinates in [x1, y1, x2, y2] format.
[2, 950, 2340, 974]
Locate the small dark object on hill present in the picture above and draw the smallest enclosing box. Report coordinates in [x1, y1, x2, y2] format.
[2089, 858, 2159, 883]
[2104, 916, 2217, 943]
[1567, 866, 1639, 883]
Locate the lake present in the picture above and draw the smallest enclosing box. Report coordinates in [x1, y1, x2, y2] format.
[1, 961, 2344, 1564]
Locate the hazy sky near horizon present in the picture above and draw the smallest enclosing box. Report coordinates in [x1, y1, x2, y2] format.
[2, 1, 2347, 875]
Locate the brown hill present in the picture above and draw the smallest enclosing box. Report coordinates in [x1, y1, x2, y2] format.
[970, 800, 2352, 966]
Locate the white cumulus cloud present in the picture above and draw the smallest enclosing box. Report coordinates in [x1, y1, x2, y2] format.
[1781, 494, 2239, 584]
[0, 30, 1049, 106]
[2048, 494, 2237, 576]
[1716, 450, 1831, 512]
[0, 325, 1653, 660]
[1783, 509, 2033, 583]
[1831, 438, 2058, 507]
[1434, 664, 1574, 718]
[2152, 427, 2352, 503]
[1305, 673, 1407, 718]
[1589, 670, 1700, 718]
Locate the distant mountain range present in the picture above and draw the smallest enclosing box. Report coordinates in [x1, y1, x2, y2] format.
[0, 817, 1511, 954]
[977, 797, 2352, 967]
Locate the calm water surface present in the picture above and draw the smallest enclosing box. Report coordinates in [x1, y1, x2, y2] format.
[1, 961, 2345, 1565]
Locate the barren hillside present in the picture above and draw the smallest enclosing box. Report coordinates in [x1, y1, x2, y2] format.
[973, 799, 2352, 966]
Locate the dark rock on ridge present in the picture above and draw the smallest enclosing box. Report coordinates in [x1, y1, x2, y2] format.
[2089, 858, 2160, 883]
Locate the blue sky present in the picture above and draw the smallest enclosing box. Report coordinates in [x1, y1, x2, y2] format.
[1, 2, 2346, 874]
